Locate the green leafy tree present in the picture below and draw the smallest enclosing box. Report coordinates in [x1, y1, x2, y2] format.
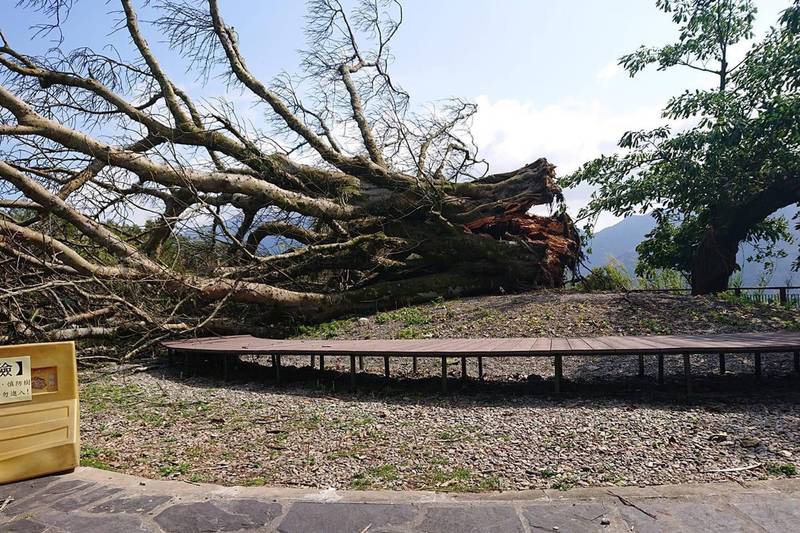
[562, 0, 800, 294]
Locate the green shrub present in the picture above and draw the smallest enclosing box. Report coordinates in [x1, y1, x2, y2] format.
[636, 267, 687, 290]
[578, 259, 633, 291]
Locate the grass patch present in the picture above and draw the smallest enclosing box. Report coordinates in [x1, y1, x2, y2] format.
[550, 474, 579, 491]
[539, 468, 557, 479]
[766, 463, 797, 477]
[350, 464, 399, 489]
[80, 446, 113, 470]
[376, 306, 431, 326]
[159, 461, 190, 477]
[394, 326, 425, 339]
[639, 318, 671, 334]
[297, 318, 354, 339]
[81, 383, 141, 413]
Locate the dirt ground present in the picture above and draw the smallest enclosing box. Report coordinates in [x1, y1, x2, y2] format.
[78, 291, 800, 491]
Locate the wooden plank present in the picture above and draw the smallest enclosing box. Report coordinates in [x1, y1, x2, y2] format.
[490, 337, 534, 355]
[456, 337, 510, 355]
[582, 337, 616, 352]
[567, 338, 592, 352]
[528, 337, 552, 354]
[550, 338, 572, 353]
[162, 332, 800, 359]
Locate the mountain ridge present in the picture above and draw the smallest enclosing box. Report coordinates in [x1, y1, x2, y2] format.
[585, 208, 800, 286]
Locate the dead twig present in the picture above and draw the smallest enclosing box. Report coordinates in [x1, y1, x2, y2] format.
[0, 495, 13, 514]
[702, 463, 762, 474]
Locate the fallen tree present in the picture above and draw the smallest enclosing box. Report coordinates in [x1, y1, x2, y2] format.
[0, 0, 579, 352]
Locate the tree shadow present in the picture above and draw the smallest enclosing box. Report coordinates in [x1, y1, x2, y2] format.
[146, 351, 800, 412]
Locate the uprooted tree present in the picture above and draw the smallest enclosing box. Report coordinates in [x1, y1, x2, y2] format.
[0, 0, 579, 354]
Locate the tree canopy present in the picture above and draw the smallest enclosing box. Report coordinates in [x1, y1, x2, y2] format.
[562, 0, 800, 293]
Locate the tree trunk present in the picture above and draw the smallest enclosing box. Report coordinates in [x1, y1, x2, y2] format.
[691, 227, 739, 295]
[690, 181, 800, 294]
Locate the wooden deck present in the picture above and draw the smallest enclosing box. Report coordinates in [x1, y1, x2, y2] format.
[162, 332, 800, 393]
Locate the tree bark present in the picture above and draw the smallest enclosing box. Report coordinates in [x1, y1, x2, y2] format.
[691, 179, 800, 294]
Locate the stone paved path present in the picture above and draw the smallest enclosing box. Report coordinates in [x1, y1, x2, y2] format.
[1, 468, 799, 532]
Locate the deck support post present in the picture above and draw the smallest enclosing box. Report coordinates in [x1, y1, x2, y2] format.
[554, 354, 563, 395]
[275, 355, 281, 385]
[310, 355, 315, 368]
[358, 355, 365, 370]
[754, 352, 762, 380]
[183, 352, 189, 376]
[683, 354, 691, 396]
[384, 356, 390, 379]
[222, 354, 230, 381]
[350, 355, 357, 391]
[638, 354, 645, 377]
[657, 354, 664, 385]
[461, 357, 467, 381]
[719, 353, 726, 375]
[795, 351, 800, 374]
[441, 357, 448, 393]
[319, 355, 325, 372]
[412, 356, 418, 374]
[478, 357, 484, 381]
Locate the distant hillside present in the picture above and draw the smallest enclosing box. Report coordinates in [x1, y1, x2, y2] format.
[585, 208, 800, 286]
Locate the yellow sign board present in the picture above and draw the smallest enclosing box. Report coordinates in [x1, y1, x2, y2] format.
[0, 342, 79, 484]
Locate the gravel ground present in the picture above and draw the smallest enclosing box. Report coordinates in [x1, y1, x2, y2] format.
[79, 290, 800, 491]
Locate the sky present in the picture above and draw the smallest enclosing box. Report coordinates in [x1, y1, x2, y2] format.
[2, 0, 793, 229]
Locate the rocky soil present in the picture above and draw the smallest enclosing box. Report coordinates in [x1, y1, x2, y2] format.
[79, 290, 800, 491]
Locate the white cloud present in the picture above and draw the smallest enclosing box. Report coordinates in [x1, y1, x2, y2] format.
[471, 95, 665, 229]
[596, 60, 621, 81]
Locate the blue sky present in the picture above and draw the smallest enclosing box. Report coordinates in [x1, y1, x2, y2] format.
[3, 0, 792, 228]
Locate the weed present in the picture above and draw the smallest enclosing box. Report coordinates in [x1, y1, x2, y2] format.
[539, 468, 557, 478]
[375, 307, 431, 326]
[477, 475, 504, 491]
[81, 383, 141, 413]
[159, 462, 190, 477]
[368, 464, 398, 481]
[350, 473, 371, 490]
[298, 319, 353, 339]
[80, 446, 112, 470]
[550, 475, 578, 491]
[395, 326, 424, 339]
[766, 463, 797, 476]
